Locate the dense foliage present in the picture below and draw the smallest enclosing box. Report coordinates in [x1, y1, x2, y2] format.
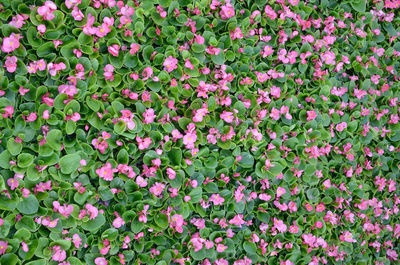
[0, 0, 400, 264]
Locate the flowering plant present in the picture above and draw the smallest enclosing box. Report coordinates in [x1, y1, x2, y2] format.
[0, 0, 400, 264]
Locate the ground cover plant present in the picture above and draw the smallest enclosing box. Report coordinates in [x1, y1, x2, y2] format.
[0, 0, 400, 264]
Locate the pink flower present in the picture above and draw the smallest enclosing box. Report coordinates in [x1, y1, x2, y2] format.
[273, 218, 287, 233]
[4, 56, 17, 72]
[103, 64, 114, 81]
[21, 241, 29, 252]
[37, 1, 57, 20]
[321, 51, 336, 65]
[264, 5, 277, 20]
[341, 231, 357, 243]
[130, 43, 140, 55]
[53, 40, 63, 48]
[163, 56, 178, 73]
[229, 214, 246, 227]
[136, 136, 152, 150]
[262, 45, 274, 57]
[259, 193, 271, 201]
[336, 122, 347, 132]
[53, 201, 74, 218]
[1, 33, 21, 53]
[58, 84, 77, 97]
[136, 176, 148, 187]
[150, 182, 165, 197]
[119, 110, 135, 130]
[270, 107, 280, 120]
[220, 4, 235, 19]
[183, 133, 197, 148]
[0, 241, 8, 255]
[220, 111, 234, 123]
[170, 214, 184, 233]
[42, 217, 59, 228]
[270, 86, 281, 98]
[307, 110, 317, 121]
[184, 59, 194, 70]
[7, 177, 19, 190]
[85, 204, 98, 220]
[142, 67, 153, 80]
[9, 14, 28, 29]
[72, 6, 84, 20]
[276, 187, 286, 197]
[205, 46, 220, 55]
[96, 162, 115, 181]
[48, 62, 66, 76]
[166, 168, 176, 180]
[288, 0, 299, 5]
[72, 234, 82, 248]
[323, 179, 331, 189]
[37, 59, 46, 71]
[112, 212, 125, 228]
[70, 112, 81, 122]
[230, 27, 243, 40]
[96, 21, 112, 37]
[210, 194, 225, 205]
[108, 44, 120, 56]
[26, 112, 37, 122]
[95, 257, 108, 265]
[143, 108, 156, 124]
[194, 34, 204, 44]
[216, 244, 228, 252]
[52, 245, 66, 262]
[43, 110, 50, 120]
[37, 24, 46, 34]
[2, 106, 14, 119]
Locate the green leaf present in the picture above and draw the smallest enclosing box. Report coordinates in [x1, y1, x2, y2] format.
[81, 213, 106, 232]
[238, 152, 254, 168]
[147, 81, 161, 92]
[168, 148, 182, 166]
[243, 241, 257, 255]
[189, 187, 202, 203]
[99, 187, 114, 201]
[26, 259, 47, 265]
[17, 153, 34, 168]
[59, 154, 81, 174]
[158, 0, 171, 8]
[17, 195, 39, 215]
[0, 150, 11, 169]
[269, 162, 284, 176]
[114, 120, 126, 134]
[117, 149, 129, 164]
[306, 188, 320, 203]
[155, 213, 169, 229]
[0, 254, 19, 265]
[211, 52, 225, 65]
[47, 129, 63, 151]
[190, 248, 207, 260]
[15, 216, 36, 231]
[131, 217, 144, 233]
[351, 0, 366, 12]
[68, 257, 83, 265]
